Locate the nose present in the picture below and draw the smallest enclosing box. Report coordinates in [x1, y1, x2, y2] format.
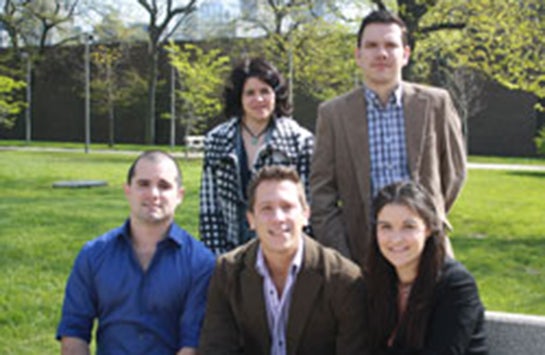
[388, 230, 404, 243]
[149, 185, 160, 197]
[270, 207, 286, 221]
[376, 45, 388, 58]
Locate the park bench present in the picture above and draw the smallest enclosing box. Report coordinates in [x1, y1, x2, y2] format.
[486, 310, 545, 354]
[185, 135, 205, 151]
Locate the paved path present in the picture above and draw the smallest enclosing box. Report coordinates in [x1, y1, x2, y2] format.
[3, 146, 545, 171]
[467, 162, 545, 172]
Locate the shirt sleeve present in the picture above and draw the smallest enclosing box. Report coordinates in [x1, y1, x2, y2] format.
[56, 246, 97, 343]
[199, 138, 228, 255]
[178, 245, 216, 349]
[198, 258, 243, 354]
[439, 90, 467, 213]
[310, 103, 352, 258]
[422, 262, 486, 354]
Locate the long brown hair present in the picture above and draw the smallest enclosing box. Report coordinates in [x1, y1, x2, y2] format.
[364, 181, 446, 351]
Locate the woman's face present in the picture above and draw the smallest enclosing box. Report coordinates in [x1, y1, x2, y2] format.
[376, 203, 430, 281]
[241, 77, 276, 125]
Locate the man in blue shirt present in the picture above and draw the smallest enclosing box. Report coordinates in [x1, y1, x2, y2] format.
[57, 150, 215, 355]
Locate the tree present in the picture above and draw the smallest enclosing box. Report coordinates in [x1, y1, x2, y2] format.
[232, 0, 363, 104]
[135, 0, 198, 144]
[0, 74, 25, 128]
[165, 41, 229, 143]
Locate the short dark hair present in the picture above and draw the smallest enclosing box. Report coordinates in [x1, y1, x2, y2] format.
[247, 165, 307, 212]
[357, 10, 409, 48]
[127, 150, 182, 186]
[223, 57, 292, 119]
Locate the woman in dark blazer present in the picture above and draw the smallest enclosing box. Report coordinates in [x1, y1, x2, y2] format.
[364, 181, 487, 354]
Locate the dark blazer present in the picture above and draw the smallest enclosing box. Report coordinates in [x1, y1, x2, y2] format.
[387, 259, 487, 355]
[199, 236, 367, 355]
[310, 83, 467, 267]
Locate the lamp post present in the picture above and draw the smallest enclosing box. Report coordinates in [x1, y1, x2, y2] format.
[170, 63, 177, 150]
[83, 33, 92, 153]
[21, 52, 32, 145]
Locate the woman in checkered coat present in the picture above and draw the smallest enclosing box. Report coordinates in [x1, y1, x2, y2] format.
[199, 57, 314, 255]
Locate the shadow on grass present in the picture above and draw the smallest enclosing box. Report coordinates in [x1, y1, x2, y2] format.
[506, 170, 545, 179]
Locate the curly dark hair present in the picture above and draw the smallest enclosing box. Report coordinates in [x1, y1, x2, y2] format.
[223, 57, 292, 119]
[364, 181, 446, 352]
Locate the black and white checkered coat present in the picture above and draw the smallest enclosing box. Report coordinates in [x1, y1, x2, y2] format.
[199, 116, 314, 255]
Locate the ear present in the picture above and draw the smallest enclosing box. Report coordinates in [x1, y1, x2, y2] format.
[123, 183, 131, 198]
[402, 45, 411, 67]
[177, 186, 185, 205]
[354, 46, 362, 66]
[246, 211, 255, 230]
[302, 205, 310, 226]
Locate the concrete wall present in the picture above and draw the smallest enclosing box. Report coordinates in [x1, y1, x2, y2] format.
[486, 311, 545, 354]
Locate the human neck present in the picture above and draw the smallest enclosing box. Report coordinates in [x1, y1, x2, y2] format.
[365, 82, 399, 106]
[130, 218, 170, 247]
[262, 250, 297, 296]
[242, 116, 270, 133]
[396, 266, 417, 286]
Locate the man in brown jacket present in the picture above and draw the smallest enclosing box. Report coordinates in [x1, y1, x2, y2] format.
[310, 9, 466, 268]
[199, 166, 366, 355]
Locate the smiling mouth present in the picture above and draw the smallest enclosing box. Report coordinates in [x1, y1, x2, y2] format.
[268, 226, 290, 236]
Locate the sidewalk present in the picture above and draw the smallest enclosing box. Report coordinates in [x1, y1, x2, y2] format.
[0, 145, 203, 159]
[468, 162, 545, 172]
[3, 146, 545, 171]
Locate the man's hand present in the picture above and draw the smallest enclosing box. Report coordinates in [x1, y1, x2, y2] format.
[61, 337, 89, 355]
[177, 347, 197, 355]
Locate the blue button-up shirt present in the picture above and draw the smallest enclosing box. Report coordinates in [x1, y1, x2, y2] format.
[255, 238, 304, 355]
[56, 220, 216, 354]
[366, 86, 411, 196]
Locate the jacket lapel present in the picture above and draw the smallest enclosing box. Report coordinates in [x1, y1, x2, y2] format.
[240, 243, 271, 351]
[402, 82, 427, 176]
[286, 237, 324, 353]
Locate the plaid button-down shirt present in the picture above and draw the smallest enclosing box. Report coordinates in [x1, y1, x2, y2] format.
[365, 86, 411, 197]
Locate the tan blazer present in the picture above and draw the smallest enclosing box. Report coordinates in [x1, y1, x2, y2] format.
[310, 82, 466, 267]
[199, 236, 367, 355]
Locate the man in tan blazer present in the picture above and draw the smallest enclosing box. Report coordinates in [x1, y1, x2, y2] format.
[310, 9, 466, 268]
[199, 166, 366, 355]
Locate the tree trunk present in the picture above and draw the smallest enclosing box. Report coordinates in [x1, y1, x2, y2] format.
[145, 47, 159, 145]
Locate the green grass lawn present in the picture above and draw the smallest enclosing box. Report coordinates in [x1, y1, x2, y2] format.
[0, 149, 544, 353]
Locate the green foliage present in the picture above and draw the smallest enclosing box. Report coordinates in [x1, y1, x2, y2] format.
[90, 45, 145, 114]
[534, 127, 545, 157]
[452, 1, 545, 102]
[288, 20, 358, 101]
[165, 41, 230, 135]
[0, 74, 26, 129]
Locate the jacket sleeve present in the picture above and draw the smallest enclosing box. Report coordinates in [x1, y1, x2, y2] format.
[335, 273, 369, 355]
[199, 258, 242, 355]
[440, 91, 467, 213]
[199, 138, 228, 255]
[422, 262, 487, 355]
[310, 103, 352, 258]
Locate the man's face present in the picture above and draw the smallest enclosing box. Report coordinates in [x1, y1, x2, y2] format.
[247, 179, 309, 258]
[355, 22, 410, 91]
[124, 157, 184, 226]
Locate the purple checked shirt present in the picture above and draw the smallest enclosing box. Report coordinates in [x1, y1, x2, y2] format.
[255, 237, 304, 355]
